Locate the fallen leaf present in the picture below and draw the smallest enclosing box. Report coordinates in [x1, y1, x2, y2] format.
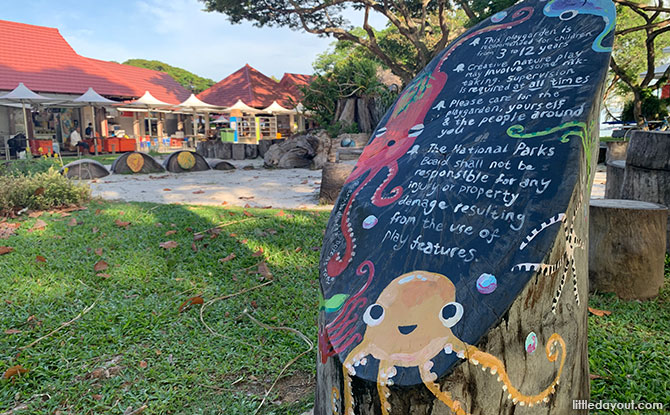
[243, 211, 253, 217]
[276, 210, 285, 217]
[118, 211, 125, 216]
[588, 307, 612, 317]
[266, 228, 277, 235]
[94, 248, 103, 256]
[91, 394, 102, 401]
[589, 373, 605, 380]
[192, 190, 205, 194]
[4, 329, 21, 334]
[229, 233, 237, 237]
[3, 365, 28, 379]
[191, 242, 198, 252]
[115, 220, 131, 228]
[97, 273, 111, 279]
[35, 255, 46, 263]
[28, 211, 43, 218]
[185, 227, 193, 232]
[139, 360, 148, 369]
[219, 253, 236, 263]
[311, 246, 320, 251]
[240, 239, 248, 244]
[193, 234, 205, 242]
[252, 248, 264, 257]
[68, 218, 79, 227]
[178, 296, 204, 312]
[294, 247, 302, 253]
[257, 262, 273, 280]
[163, 188, 172, 192]
[29, 220, 46, 232]
[34, 187, 45, 196]
[165, 230, 177, 236]
[221, 201, 228, 206]
[94, 260, 109, 272]
[244, 203, 251, 208]
[95, 209, 102, 215]
[251, 300, 258, 308]
[60, 212, 71, 218]
[92, 227, 99, 234]
[0, 247, 14, 255]
[159, 241, 178, 249]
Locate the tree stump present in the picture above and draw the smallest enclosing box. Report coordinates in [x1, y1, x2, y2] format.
[316, 0, 612, 413]
[620, 131, 670, 253]
[259, 140, 274, 158]
[589, 199, 668, 300]
[605, 140, 628, 163]
[319, 162, 355, 204]
[245, 144, 259, 159]
[605, 160, 625, 199]
[232, 143, 246, 160]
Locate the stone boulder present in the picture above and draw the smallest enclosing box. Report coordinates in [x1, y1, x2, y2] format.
[264, 130, 332, 169]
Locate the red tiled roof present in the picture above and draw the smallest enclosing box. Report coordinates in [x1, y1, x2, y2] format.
[85, 58, 190, 104]
[199, 64, 306, 109]
[278, 73, 313, 103]
[0, 20, 135, 96]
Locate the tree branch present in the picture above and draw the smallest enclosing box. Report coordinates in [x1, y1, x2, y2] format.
[615, 19, 670, 36]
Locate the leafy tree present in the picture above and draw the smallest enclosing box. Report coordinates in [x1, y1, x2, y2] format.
[122, 59, 215, 94]
[608, 0, 670, 125]
[199, 0, 505, 84]
[301, 56, 395, 135]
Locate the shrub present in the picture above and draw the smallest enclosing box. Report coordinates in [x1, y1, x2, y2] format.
[0, 167, 90, 214]
[621, 91, 669, 122]
[0, 157, 61, 177]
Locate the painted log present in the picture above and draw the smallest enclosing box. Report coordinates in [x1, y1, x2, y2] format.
[60, 159, 109, 180]
[589, 199, 667, 300]
[316, 0, 614, 413]
[163, 150, 210, 173]
[111, 152, 164, 174]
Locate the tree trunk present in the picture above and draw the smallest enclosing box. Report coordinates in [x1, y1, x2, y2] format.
[633, 88, 644, 127]
[357, 97, 373, 133]
[339, 98, 357, 127]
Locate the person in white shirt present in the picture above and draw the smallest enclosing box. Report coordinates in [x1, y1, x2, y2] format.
[70, 127, 89, 153]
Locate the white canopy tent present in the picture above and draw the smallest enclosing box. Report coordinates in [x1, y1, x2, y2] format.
[0, 83, 54, 152]
[261, 100, 295, 115]
[225, 99, 260, 114]
[72, 87, 116, 155]
[177, 94, 225, 137]
[123, 91, 174, 140]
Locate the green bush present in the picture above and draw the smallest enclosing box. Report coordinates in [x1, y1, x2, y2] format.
[0, 168, 90, 214]
[0, 157, 61, 177]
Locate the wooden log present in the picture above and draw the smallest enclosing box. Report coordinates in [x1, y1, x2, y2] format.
[605, 160, 625, 199]
[605, 140, 628, 163]
[245, 144, 259, 159]
[319, 162, 355, 204]
[315, 0, 611, 412]
[626, 131, 670, 170]
[589, 199, 668, 300]
[339, 98, 356, 127]
[258, 140, 273, 158]
[231, 144, 246, 160]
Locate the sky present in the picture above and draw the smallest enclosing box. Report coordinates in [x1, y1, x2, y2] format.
[2, 0, 387, 82]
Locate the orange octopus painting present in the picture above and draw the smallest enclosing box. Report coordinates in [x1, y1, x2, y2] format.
[339, 271, 566, 415]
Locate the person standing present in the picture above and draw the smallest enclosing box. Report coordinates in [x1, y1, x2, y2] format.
[85, 122, 93, 139]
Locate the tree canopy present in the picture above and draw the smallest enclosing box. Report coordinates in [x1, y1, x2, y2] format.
[199, 0, 511, 84]
[122, 59, 215, 94]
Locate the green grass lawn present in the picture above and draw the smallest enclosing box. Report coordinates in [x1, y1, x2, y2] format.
[1, 201, 668, 414]
[60, 154, 130, 166]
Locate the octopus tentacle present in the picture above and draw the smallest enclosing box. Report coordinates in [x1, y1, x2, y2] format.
[464, 333, 566, 407]
[377, 364, 393, 415]
[327, 173, 377, 277]
[342, 342, 368, 415]
[371, 162, 403, 206]
[419, 365, 470, 415]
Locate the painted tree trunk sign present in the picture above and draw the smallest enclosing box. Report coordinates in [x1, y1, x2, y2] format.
[316, 0, 614, 414]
